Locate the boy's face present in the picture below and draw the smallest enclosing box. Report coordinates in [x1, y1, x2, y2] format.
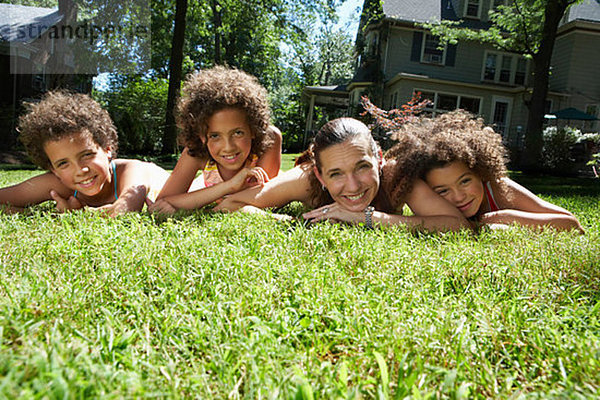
[424, 161, 484, 218]
[44, 132, 113, 198]
[202, 108, 254, 179]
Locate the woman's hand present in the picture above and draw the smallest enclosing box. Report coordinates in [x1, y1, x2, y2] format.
[302, 202, 365, 225]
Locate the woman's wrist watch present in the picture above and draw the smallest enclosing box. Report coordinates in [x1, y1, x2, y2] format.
[364, 206, 375, 229]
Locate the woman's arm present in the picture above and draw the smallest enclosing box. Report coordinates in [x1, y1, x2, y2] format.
[215, 166, 313, 212]
[480, 178, 584, 233]
[303, 179, 470, 232]
[255, 125, 282, 179]
[0, 172, 71, 212]
[156, 148, 206, 200]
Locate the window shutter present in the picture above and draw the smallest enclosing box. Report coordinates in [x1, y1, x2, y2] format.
[445, 43, 457, 67]
[411, 31, 423, 62]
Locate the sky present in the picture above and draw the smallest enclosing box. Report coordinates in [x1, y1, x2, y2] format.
[335, 0, 363, 38]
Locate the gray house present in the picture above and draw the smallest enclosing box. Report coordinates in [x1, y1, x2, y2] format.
[0, 1, 90, 150]
[305, 0, 600, 144]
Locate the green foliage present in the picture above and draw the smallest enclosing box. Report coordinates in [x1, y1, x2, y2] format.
[94, 76, 169, 155]
[423, 1, 545, 56]
[0, 170, 599, 397]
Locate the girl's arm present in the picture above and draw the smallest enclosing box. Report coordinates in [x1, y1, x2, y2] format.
[303, 179, 470, 232]
[215, 166, 313, 212]
[479, 178, 584, 233]
[156, 148, 206, 200]
[0, 172, 72, 212]
[255, 125, 283, 179]
[155, 165, 269, 211]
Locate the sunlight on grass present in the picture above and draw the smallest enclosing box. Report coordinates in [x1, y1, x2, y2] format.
[0, 169, 599, 397]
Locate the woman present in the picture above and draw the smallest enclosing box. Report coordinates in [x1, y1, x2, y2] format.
[216, 118, 469, 232]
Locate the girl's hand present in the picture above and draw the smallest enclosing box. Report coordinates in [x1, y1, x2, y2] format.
[146, 198, 177, 215]
[50, 190, 83, 212]
[302, 202, 365, 225]
[228, 166, 269, 193]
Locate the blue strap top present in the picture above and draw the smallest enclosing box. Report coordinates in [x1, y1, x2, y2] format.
[73, 160, 118, 200]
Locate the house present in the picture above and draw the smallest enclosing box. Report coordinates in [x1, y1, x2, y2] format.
[305, 0, 600, 147]
[0, 1, 91, 151]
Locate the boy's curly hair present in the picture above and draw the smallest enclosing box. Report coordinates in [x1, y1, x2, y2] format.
[176, 66, 273, 159]
[18, 91, 118, 170]
[383, 110, 509, 208]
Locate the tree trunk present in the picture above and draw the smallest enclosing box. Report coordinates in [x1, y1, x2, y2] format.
[162, 0, 188, 154]
[523, 0, 571, 171]
[211, 0, 222, 65]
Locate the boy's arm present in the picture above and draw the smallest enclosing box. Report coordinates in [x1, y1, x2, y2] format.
[255, 125, 282, 179]
[95, 160, 170, 216]
[480, 178, 584, 233]
[156, 148, 206, 200]
[0, 172, 71, 211]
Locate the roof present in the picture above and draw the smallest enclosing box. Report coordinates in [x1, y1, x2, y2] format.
[380, 0, 490, 29]
[0, 3, 62, 43]
[564, 0, 600, 23]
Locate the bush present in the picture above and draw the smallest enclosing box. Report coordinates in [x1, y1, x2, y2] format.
[542, 126, 581, 174]
[94, 77, 169, 155]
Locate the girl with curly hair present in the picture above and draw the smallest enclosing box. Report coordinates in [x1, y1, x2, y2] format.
[387, 110, 583, 232]
[215, 117, 470, 232]
[0, 91, 170, 216]
[149, 66, 282, 213]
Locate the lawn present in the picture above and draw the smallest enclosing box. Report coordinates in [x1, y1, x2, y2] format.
[0, 168, 599, 398]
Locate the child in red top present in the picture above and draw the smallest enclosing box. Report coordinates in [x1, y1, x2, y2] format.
[386, 110, 584, 233]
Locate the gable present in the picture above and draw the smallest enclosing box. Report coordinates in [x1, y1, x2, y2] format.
[0, 3, 62, 43]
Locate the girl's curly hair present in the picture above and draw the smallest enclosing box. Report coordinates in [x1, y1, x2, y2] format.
[176, 66, 273, 159]
[18, 91, 118, 170]
[384, 110, 509, 209]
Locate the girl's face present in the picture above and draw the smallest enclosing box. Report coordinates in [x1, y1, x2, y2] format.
[44, 132, 113, 198]
[314, 136, 380, 212]
[424, 161, 484, 218]
[203, 108, 254, 178]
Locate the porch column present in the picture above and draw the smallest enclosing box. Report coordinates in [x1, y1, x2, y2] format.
[303, 94, 316, 148]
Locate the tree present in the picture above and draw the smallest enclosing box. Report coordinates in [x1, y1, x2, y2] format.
[424, 0, 581, 171]
[163, 0, 188, 154]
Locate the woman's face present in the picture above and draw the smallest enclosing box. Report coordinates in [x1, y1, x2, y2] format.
[424, 161, 485, 218]
[314, 135, 380, 212]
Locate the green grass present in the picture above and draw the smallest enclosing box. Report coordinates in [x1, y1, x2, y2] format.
[0, 169, 599, 398]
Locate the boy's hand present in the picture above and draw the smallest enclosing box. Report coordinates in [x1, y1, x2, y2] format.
[50, 190, 83, 212]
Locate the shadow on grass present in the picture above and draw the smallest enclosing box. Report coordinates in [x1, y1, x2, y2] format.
[509, 171, 600, 197]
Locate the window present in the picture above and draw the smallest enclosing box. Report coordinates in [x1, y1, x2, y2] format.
[465, 0, 481, 18]
[514, 58, 527, 85]
[499, 55, 512, 83]
[421, 34, 446, 65]
[415, 89, 482, 116]
[482, 51, 528, 85]
[484, 53, 497, 81]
